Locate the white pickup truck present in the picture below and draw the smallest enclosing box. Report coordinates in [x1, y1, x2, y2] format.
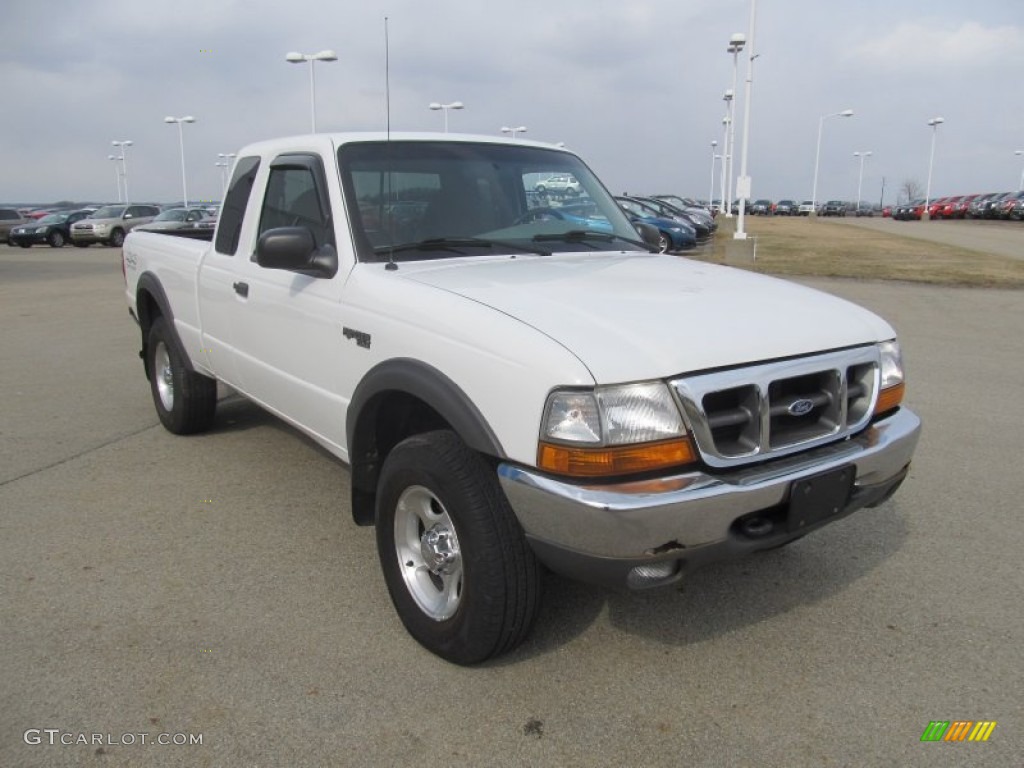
[123, 132, 921, 664]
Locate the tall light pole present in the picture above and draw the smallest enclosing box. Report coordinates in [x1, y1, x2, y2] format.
[108, 155, 123, 203]
[215, 161, 229, 196]
[719, 116, 730, 214]
[708, 140, 719, 210]
[1015, 150, 1023, 190]
[501, 126, 527, 140]
[725, 31, 745, 220]
[429, 101, 464, 133]
[733, 3, 757, 240]
[285, 50, 338, 133]
[164, 116, 196, 206]
[923, 116, 944, 221]
[723, 89, 735, 217]
[853, 151, 872, 212]
[111, 140, 132, 203]
[811, 109, 854, 216]
[218, 152, 236, 195]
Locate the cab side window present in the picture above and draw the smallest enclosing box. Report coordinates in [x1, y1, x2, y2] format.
[258, 164, 333, 249]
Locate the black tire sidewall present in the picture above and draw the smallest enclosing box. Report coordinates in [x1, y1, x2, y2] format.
[375, 431, 538, 665]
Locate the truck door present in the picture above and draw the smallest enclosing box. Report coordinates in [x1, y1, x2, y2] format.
[221, 152, 349, 453]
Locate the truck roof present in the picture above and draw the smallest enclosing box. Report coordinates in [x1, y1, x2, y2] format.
[236, 132, 574, 156]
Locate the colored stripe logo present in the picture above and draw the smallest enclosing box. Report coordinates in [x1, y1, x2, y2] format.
[921, 721, 996, 742]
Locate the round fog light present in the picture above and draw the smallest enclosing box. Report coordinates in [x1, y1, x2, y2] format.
[627, 561, 679, 589]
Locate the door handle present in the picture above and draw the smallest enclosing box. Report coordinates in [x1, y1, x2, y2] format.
[233, 281, 249, 298]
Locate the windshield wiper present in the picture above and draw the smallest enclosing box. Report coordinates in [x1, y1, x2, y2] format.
[375, 237, 551, 258]
[532, 230, 650, 250]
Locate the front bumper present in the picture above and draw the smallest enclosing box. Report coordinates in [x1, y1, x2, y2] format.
[499, 407, 921, 589]
[8, 231, 48, 245]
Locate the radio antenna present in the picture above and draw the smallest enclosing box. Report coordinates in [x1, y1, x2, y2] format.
[384, 16, 398, 270]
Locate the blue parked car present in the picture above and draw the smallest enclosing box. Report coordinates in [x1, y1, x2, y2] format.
[615, 197, 697, 252]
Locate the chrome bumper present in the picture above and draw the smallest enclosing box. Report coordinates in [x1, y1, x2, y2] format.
[498, 407, 921, 588]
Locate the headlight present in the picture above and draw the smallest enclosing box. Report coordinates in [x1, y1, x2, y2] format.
[539, 382, 697, 477]
[875, 339, 905, 415]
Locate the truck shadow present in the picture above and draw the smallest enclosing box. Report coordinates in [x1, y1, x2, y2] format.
[499, 505, 908, 664]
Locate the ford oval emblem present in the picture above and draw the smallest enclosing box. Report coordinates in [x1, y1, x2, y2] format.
[788, 398, 815, 417]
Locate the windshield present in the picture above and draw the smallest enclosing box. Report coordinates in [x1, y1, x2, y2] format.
[38, 213, 69, 224]
[91, 205, 126, 219]
[338, 140, 645, 262]
[153, 209, 187, 222]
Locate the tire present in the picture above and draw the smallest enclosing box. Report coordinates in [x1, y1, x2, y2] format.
[657, 232, 670, 253]
[375, 430, 542, 665]
[146, 316, 217, 434]
[47, 230, 65, 248]
[109, 228, 125, 247]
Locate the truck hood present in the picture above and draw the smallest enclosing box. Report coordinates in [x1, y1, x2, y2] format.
[401, 251, 895, 383]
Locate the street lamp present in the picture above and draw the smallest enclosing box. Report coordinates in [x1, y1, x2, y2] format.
[853, 151, 872, 212]
[708, 140, 719, 211]
[429, 101, 464, 133]
[733, 1, 759, 240]
[107, 155, 123, 203]
[720, 115, 730, 214]
[923, 116, 944, 221]
[285, 50, 338, 133]
[215, 161, 229, 196]
[501, 126, 527, 140]
[111, 140, 132, 203]
[164, 116, 196, 206]
[811, 108, 854, 216]
[725, 31, 745, 219]
[1014, 150, 1023, 190]
[723, 89, 735, 217]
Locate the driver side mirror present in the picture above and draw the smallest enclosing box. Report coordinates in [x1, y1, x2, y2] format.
[255, 226, 338, 278]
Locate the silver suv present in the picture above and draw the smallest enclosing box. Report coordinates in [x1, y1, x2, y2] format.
[70, 204, 160, 247]
[534, 174, 581, 196]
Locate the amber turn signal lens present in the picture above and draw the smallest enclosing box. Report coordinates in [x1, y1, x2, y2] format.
[874, 382, 905, 415]
[537, 437, 698, 478]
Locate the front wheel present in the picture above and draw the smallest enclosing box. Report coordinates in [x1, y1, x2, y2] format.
[109, 228, 125, 247]
[146, 317, 217, 434]
[47, 230, 65, 248]
[375, 430, 542, 665]
[657, 232, 670, 253]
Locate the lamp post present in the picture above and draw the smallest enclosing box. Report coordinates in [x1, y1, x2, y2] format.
[285, 50, 338, 133]
[217, 152, 236, 195]
[708, 140, 719, 211]
[811, 109, 854, 216]
[111, 140, 132, 203]
[723, 89, 735, 217]
[429, 101, 464, 133]
[164, 116, 196, 206]
[719, 116, 730, 214]
[725, 31, 745, 219]
[215, 161, 229, 196]
[501, 126, 527, 140]
[853, 151, 872, 212]
[923, 116, 944, 221]
[108, 155, 123, 203]
[1015, 150, 1023, 190]
[732, 3, 758, 240]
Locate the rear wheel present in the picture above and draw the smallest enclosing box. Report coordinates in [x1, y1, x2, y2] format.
[146, 317, 217, 434]
[375, 430, 542, 665]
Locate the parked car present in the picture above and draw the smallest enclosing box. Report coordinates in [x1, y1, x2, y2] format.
[979, 192, 1013, 219]
[999, 191, 1024, 219]
[797, 201, 816, 216]
[967, 193, 999, 218]
[893, 200, 924, 221]
[749, 199, 773, 216]
[533, 174, 581, 197]
[854, 203, 874, 217]
[615, 197, 697, 252]
[70, 203, 161, 247]
[629, 196, 713, 239]
[8, 209, 95, 248]
[133, 207, 218, 239]
[821, 200, 847, 217]
[774, 199, 797, 215]
[648, 195, 717, 232]
[0, 208, 34, 243]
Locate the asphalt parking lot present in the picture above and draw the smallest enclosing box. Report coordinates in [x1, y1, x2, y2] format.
[1, 243, 1021, 767]
[834, 216, 1024, 261]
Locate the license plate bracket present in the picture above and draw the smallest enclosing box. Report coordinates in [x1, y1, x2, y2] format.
[787, 465, 855, 532]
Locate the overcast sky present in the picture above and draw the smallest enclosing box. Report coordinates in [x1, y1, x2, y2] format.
[2, 0, 1022, 206]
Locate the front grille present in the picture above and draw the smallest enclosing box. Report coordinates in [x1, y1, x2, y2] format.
[672, 347, 880, 468]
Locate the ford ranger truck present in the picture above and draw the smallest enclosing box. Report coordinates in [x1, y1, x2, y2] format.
[123, 133, 921, 665]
